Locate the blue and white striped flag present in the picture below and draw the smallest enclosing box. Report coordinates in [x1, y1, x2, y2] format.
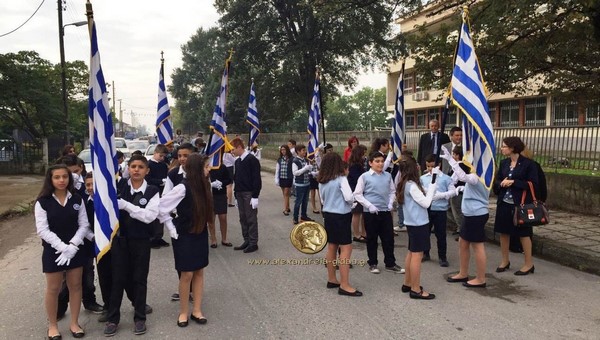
[246, 81, 260, 147]
[450, 9, 495, 189]
[156, 53, 173, 144]
[306, 72, 321, 161]
[87, 20, 119, 260]
[391, 62, 405, 164]
[206, 57, 231, 169]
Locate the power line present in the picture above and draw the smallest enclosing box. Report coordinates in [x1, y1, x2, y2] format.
[0, 0, 46, 38]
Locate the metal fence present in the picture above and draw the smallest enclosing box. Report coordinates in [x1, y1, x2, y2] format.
[0, 138, 45, 174]
[251, 125, 600, 171]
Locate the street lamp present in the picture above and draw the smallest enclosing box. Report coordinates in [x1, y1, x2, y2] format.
[59, 11, 87, 144]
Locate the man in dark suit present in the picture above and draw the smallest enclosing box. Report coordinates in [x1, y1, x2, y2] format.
[441, 126, 462, 175]
[417, 119, 450, 173]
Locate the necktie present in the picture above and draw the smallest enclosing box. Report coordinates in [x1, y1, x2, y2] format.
[432, 133, 438, 154]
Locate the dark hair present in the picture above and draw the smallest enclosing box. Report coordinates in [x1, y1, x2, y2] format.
[396, 158, 424, 205]
[184, 154, 214, 233]
[154, 144, 168, 154]
[424, 154, 437, 163]
[348, 144, 367, 166]
[116, 150, 124, 159]
[61, 144, 75, 156]
[127, 154, 149, 167]
[449, 126, 462, 136]
[502, 136, 525, 154]
[295, 144, 306, 153]
[324, 143, 333, 152]
[452, 146, 463, 159]
[368, 151, 384, 162]
[370, 138, 389, 153]
[317, 152, 345, 184]
[38, 164, 74, 199]
[278, 145, 292, 160]
[85, 171, 93, 180]
[288, 139, 296, 146]
[401, 150, 414, 158]
[177, 143, 195, 156]
[56, 154, 79, 167]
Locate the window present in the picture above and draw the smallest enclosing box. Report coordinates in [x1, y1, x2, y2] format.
[499, 100, 519, 127]
[524, 97, 546, 126]
[405, 110, 416, 129]
[417, 110, 426, 128]
[552, 100, 578, 126]
[404, 73, 414, 95]
[446, 106, 457, 127]
[586, 102, 600, 125]
[488, 103, 496, 126]
[428, 108, 439, 122]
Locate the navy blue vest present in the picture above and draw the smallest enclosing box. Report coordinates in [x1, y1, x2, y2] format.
[38, 193, 84, 248]
[167, 166, 184, 187]
[117, 180, 159, 239]
[173, 181, 193, 234]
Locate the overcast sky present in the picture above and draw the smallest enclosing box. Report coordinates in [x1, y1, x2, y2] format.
[1, 0, 386, 132]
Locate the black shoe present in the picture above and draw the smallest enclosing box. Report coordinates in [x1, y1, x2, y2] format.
[84, 301, 104, 314]
[134, 321, 146, 335]
[150, 239, 162, 249]
[71, 326, 85, 338]
[496, 262, 511, 273]
[171, 293, 180, 301]
[326, 282, 340, 289]
[463, 281, 487, 288]
[228, 204, 235, 207]
[177, 318, 188, 327]
[338, 287, 363, 297]
[243, 245, 258, 253]
[401, 284, 422, 293]
[292, 219, 299, 224]
[300, 216, 314, 222]
[446, 276, 469, 283]
[210, 243, 218, 248]
[145, 304, 153, 314]
[48, 334, 62, 340]
[190, 314, 208, 324]
[98, 312, 108, 323]
[157, 239, 170, 248]
[103, 322, 118, 337]
[422, 254, 431, 262]
[439, 259, 449, 267]
[234, 242, 249, 251]
[514, 266, 535, 276]
[409, 290, 435, 300]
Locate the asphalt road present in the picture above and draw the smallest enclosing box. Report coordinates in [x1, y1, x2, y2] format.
[0, 171, 599, 339]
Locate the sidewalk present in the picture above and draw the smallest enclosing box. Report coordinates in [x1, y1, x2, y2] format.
[260, 157, 600, 276]
[0, 174, 43, 218]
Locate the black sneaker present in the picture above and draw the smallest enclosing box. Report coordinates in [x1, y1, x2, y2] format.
[158, 239, 170, 247]
[145, 304, 153, 314]
[134, 321, 146, 335]
[171, 293, 180, 301]
[439, 259, 449, 267]
[150, 239, 162, 249]
[104, 322, 118, 337]
[300, 216, 314, 222]
[422, 254, 431, 262]
[85, 302, 105, 314]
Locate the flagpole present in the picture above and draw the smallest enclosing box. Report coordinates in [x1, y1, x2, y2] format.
[248, 78, 254, 148]
[204, 50, 233, 156]
[317, 67, 326, 146]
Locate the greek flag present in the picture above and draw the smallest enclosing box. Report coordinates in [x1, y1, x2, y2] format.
[246, 81, 260, 147]
[391, 62, 405, 164]
[450, 9, 495, 189]
[156, 54, 173, 144]
[306, 73, 321, 160]
[206, 57, 231, 169]
[88, 20, 119, 260]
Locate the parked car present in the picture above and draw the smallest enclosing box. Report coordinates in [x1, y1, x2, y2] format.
[144, 144, 157, 161]
[127, 140, 149, 154]
[77, 148, 93, 172]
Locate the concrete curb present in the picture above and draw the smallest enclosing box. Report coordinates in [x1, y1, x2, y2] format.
[0, 198, 36, 221]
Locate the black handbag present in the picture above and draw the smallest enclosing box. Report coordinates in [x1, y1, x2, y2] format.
[513, 181, 549, 227]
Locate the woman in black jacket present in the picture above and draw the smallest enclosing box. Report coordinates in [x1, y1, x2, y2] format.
[493, 137, 539, 276]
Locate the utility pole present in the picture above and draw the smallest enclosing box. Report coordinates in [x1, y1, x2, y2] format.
[58, 0, 68, 144]
[117, 99, 123, 136]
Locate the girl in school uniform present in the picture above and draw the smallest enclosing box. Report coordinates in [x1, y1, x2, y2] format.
[275, 145, 293, 216]
[35, 164, 90, 339]
[317, 152, 362, 297]
[159, 154, 214, 327]
[440, 145, 490, 287]
[396, 158, 438, 300]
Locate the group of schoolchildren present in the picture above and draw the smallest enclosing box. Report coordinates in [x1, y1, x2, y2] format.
[274, 135, 488, 300]
[36, 138, 259, 339]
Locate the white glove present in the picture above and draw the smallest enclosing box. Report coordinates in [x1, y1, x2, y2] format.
[440, 145, 453, 162]
[387, 203, 394, 211]
[55, 242, 69, 254]
[431, 166, 442, 176]
[351, 202, 358, 209]
[274, 178, 279, 186]
[211, 180, 223, 190]
[166, 220, 179, 240]
[310, 170, 318, 177]
[55, 252, 71, 266]
[455, 186, 465, 195]
[117, 198, 127, 210]
[368, 205, 379, 214]
[303, 164, 313, 172]
[162, 178, 167, 183]
[250, 198, 259, 209]
[318, 142, 325, 149]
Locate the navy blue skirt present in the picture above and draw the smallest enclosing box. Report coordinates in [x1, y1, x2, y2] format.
[42, 244, 86, 273]
[172, 228, 209, 272]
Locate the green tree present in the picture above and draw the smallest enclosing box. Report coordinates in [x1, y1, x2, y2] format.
[408, 0, 600, 102]
[325, 94, 359, 131]
[0, 51, 88, 140]
[325, 87, 387, 131]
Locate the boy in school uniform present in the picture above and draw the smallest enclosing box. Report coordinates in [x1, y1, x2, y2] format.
[291, 144, 314, 224]
[145, 144, 170, 249]
[354, 151, 403, 274]
[420, 154, 458, 267]
[104, 155, 160, 336]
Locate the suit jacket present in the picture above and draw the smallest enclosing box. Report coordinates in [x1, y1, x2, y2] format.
[493, 155, 539, 205]
[417, 131, 450, 171]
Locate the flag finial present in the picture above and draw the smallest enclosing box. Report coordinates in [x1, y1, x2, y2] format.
[161, 51, 164, 64]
